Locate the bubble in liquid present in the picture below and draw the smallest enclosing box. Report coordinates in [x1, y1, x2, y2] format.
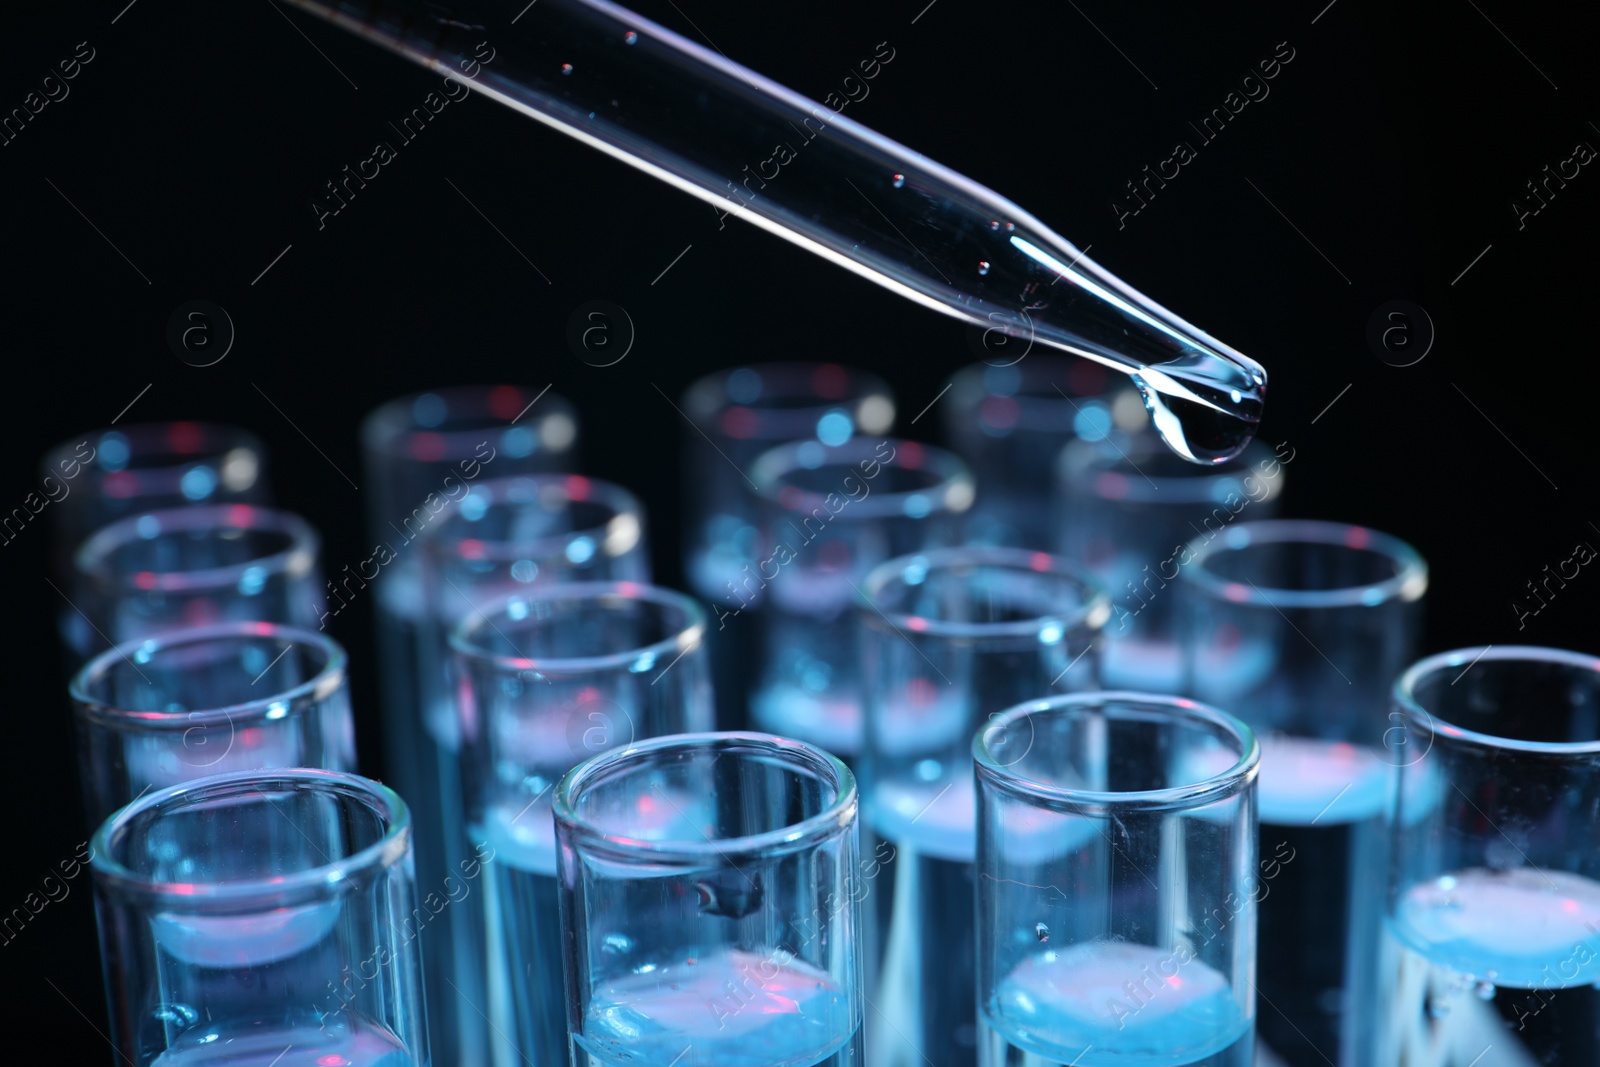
[561, 62, 574, 75]
[1474, 981, 1496, 1001]
[978, 261, 991, 276]
[1426, 996, 1452, 1019]
[891, 173, 905, 188]
[1035, 923, 1050, 942]
[624, 30, 638, 43]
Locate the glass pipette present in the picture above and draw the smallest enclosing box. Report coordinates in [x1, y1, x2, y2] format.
[286, 0, 1266, 462]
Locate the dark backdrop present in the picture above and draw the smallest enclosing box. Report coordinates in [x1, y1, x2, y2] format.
[3, 0, 1596, 1054]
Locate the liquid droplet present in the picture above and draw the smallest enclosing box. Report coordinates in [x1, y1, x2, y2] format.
[561, 63, 574, 76]
[1426, 996, 1452, 1019]
[891, 173, 905, 188]
[989, 220, 1001, 231]
[623, 30, 638, 43]
[695, 869, 764, 919]
[978, 261, 991, 276]
[1035, 923, 1050, 942]
[1474, 981, 1497, 1001]
[1131, 359, 1263, 464]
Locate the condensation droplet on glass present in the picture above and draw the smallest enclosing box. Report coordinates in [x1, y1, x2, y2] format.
[561, 63, 574, 75]
[624, 30, 638, 44]
[978, 261, 991, 276]
[891, 173, 905, 188]
[1035, 922, 1049, 942]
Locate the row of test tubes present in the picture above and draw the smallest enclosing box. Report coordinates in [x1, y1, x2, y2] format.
[53, 367, 1600, 1067]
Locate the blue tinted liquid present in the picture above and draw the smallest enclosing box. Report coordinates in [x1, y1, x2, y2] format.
[151, 1022, 413, 1066]
[1253, 738, 1389, 1067]
[573, 947, 860, 1067]
[479, 814, 569, 1067]
[374, 576, 488, 1067]
[1377, 868, 1600, 1066]
[981, 942, 1252, 1067]
[870, 779, 982, 1067]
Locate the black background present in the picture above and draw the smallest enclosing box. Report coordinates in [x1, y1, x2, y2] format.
[2, 0, 1596, 1055]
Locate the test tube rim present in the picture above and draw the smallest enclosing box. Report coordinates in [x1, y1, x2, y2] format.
[73, 504, 319, 594]
[420, 472, 645, 564]
[552, 730, 857, 865]
[360, 383, 578, 462]
[859, 545, 1111, 640]
[90, 768, 411, 908]
[448, 579, 705, 676]
[681, 361, 896, 441]
[42, 421, 267, 493]
[749, 436, 975, 521]
[973, 690, 1259, 814]
[1393, 644, 1600, 756]
[70, 620, 347, 730]
[1181, 518, 1428, 610]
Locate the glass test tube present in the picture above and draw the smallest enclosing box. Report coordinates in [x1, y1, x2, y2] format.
[974, 692, 1261, 1067]
[359, 385, 579, 794]
[420, 475, 647, 1066]
[1053, 438, 1286, 690]
[67, 505, 322, 665]
[860, 546, 1108, 1067]
[1178, 520, 1426, 1066]
[36, 422, 270, 576]
[451, 582, 713, 1067]
[746, 437, 974, 762]
[1378, 647, 1600, 1066]
[360, 386, 577, 1066]
[71, 621, 355, 829]
[940, 357, 1143, 550]
[554, 732, 864, 1067]
[91, 769, 428, 1067]
[683, 364, 895, 733]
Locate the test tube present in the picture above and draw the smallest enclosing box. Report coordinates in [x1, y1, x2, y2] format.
[1378, 647, 1600, 1066]
[359, 386, 579, 792]
[67, 505, 322, 664]
[418, 475, 647, 1067]
[746, 437, 974, 762]
[36, 422, 270, 575]
[940, 357, 1143, 549]
[974, 692, 1261, 1067]
[554, 732, 864, 1067]
[451, 582, 713, 1067]
[683, 364, 895, 732]
[1178, 520, 1426, 1065]
[860, 546, 1108, 1067]
[1053, 438, 1287, 690]
[360, 386, 577, 1067]
[972, 694, 1260, 1067]
[71, 621, 355, 829]
[91, 769, 428, 1066]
